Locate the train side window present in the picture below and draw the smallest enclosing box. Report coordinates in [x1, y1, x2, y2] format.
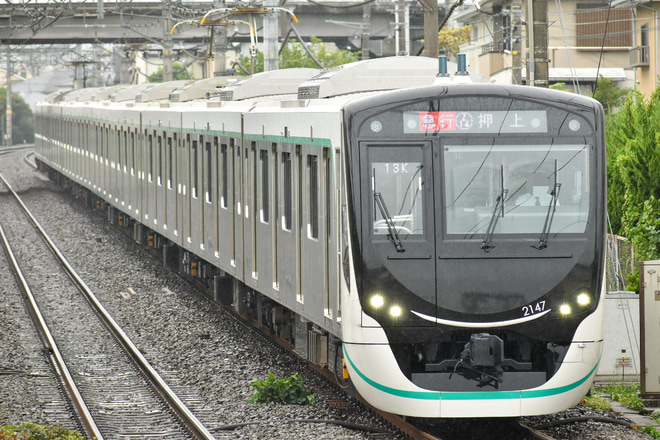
[130, 131, 136, 176]
[308, 154, 319, 239]
[167, 136, 173, 189]
[117, 128, 122, 170]
[260, 149, 269, 223]
[206, 140, 213, 204]
[192, 139, 199, 199]
[157, 134, 163, 186]
[282, 152, 292, 231]
[148, 134, 154, 182]
[221, 143, 228, 208]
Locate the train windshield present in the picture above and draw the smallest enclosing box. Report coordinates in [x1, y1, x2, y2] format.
[444, 143, 589, 237]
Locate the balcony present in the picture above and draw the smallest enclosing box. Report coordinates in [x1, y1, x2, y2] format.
[630, 46, 650, 68]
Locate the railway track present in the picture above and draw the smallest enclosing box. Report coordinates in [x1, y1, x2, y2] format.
[0, 173, 215, 440]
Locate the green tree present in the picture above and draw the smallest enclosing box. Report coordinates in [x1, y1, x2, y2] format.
[593, 75, 631, 114]
[606, 89, 660, 260]
[148, 62, 192, 83]
[0, 88, 34, 145]
[237, 37, 359, 75]
[438, 25, 471, 60]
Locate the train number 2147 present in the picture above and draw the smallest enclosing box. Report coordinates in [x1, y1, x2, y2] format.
[522, 300, 546, 317]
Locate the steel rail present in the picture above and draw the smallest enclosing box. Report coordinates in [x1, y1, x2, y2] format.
[0, 190, 104, 440]
[0, 173, 217, 440]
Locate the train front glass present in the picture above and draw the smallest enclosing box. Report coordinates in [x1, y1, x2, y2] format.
[346, 88, 605, 391]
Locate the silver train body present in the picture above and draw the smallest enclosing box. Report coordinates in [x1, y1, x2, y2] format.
[35, 56, 607, 418]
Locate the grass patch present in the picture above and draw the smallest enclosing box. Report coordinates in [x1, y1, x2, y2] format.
[0, 423, 84, 439]
[640, 426, 660, 439]
[582, 394, 612, 411]
[248, 372, 315, 404]
[594, 381, 644, 411]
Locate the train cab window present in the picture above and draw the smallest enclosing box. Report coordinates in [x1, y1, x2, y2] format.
[443, 143, 590, 236]
[369, 147, 425, 238]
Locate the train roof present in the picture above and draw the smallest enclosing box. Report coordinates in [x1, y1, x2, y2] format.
[297, 56, 488, 99]
[39, 56, 490, 109]
[215, 68, 320, 101]
[169, 76, 240, 102]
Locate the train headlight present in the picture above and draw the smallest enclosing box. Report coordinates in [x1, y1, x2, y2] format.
[559, 304, 572, 315]
[389, 305, 402, 317]
[370, 294, 385, 309]
[576, 292, 591, 306]
[370, 120, 383, 133]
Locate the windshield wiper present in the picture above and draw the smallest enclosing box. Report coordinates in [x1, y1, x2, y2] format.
[481, 165, 507, 252]
[374, 192, 405, 253]
[532, 182, 561, 250]
[481, 189, 508, 252]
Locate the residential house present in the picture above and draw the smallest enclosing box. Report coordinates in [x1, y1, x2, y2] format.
[452, 0, 638, 95]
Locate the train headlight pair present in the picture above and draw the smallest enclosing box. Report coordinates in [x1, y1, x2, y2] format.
[369, 293, 403, 318]
[559, 290, 592, 316]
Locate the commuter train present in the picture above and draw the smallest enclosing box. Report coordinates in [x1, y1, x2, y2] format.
[34, 56, 606, 418]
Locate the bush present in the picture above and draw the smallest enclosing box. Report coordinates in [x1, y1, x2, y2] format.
[0, 423, 84, 440]
[248, 372, 315, 404]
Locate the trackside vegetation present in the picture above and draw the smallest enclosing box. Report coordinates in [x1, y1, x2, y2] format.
[248, 372, 315, 404]
[0, 423, 84, 440]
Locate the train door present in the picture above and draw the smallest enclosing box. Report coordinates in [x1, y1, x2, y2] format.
[276, 144, 299, 301]
[251, 142, 275, 290]
[244, 141, 256, 286]
[166, 133, 177, 241]
[156, 131, 166, 231]
[129, 129, 139, 216]
[190, 135, 204, 249]
[299, 146, 330, 315]
[215, 138, 234, 273]
[203, 137, 217, 256]
[176, 132, 187, 248]
[233, 138, 245, 281]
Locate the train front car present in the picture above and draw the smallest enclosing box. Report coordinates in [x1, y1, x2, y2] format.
[340, 84, 606, 418]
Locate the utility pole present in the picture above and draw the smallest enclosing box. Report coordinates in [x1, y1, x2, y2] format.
[6, 51, 12, 147]
[264, 0, 279, 71]
[361, 3, 371, 60]
[162, 0, 173, 82]
[423, 0, 439, 58]
[511, 5, 522, 84]
[526, 0, 548, 87]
